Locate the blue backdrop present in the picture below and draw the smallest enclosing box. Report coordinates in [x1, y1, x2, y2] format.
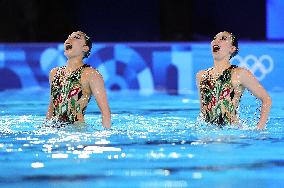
[267, 0, 284, 39]
[0, 42, 283, 94]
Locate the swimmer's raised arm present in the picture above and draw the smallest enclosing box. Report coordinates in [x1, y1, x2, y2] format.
[87, 68, 111, 129]
[238, 68, 272, 130]
[46, 68, 58, 120]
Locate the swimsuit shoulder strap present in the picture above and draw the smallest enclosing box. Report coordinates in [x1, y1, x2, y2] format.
[228, 65, 238, 70]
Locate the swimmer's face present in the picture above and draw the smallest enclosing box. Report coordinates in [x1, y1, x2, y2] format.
[64, 31, 89, 59]
[211, 31, 236, 61]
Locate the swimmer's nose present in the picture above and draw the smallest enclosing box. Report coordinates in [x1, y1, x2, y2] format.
[64, 39, 71, 46]
[212, 40, 220, 47]
[65, 36, 73, 43]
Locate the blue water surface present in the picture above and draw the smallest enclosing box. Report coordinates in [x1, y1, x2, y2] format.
[0, 89, 283, 188]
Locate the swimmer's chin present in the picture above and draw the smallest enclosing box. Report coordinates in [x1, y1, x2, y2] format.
[64, 51, 71, 57]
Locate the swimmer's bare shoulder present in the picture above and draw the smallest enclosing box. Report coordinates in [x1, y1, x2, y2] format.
[196, 69, 207, 86]
[82, 67, 104, 84]
[231, 67, 253, 87]
[49, 67, 59, 83]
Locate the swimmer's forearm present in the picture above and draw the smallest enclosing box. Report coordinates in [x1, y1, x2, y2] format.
[46, 103, 54, 120]
[46, 114, 53, 120]
[256, 97, 272, 130]
[46, 115, 52, 120]
[102, 111, 111, 129]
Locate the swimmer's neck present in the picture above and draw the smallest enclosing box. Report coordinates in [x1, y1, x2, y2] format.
[213, 59, 231, 73]
[66, 57, 84, 70]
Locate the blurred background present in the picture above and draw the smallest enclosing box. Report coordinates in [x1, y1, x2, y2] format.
[0, 0, 283, 94]
[0, 0, 270, 42]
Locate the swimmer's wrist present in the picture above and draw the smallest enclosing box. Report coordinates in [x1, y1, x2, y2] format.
[102, 122, 112, 129]
[256, 123, 266, 130]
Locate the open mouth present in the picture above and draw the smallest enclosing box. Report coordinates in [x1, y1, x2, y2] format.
[213, 45, 220, 52]
[65, 43, 72, 50]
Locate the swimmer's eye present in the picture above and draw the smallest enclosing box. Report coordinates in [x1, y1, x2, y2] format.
[213, 36, 228, 41]
[68, 35, 81, 39]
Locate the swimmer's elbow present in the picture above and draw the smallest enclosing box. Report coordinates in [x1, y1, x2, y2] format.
[262, 96, 272, 108]
[267, 96, 272, 107]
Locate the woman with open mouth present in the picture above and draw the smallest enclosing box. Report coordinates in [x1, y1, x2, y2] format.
[196, 31, 271, 130]
[45, 31, 111, 128]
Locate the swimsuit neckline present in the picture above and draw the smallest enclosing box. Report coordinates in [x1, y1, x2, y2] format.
[62, 64, 89, 77]
[208, 65, 235, 81]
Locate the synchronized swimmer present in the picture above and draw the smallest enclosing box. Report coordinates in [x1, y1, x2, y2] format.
[196, 31, 272, 129]
[45, 31, 272, 130]
[46, 31, 111, 128]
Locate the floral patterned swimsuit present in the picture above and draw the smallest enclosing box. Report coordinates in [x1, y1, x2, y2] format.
[199, 65, 241, 126]
[51, 64, 91, 123]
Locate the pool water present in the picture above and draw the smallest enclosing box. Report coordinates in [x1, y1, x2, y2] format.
[0, 89, 283, 188]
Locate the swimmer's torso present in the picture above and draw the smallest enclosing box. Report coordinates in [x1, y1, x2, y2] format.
[50, 64, 91, 123]
[199, 65, 244, 125]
